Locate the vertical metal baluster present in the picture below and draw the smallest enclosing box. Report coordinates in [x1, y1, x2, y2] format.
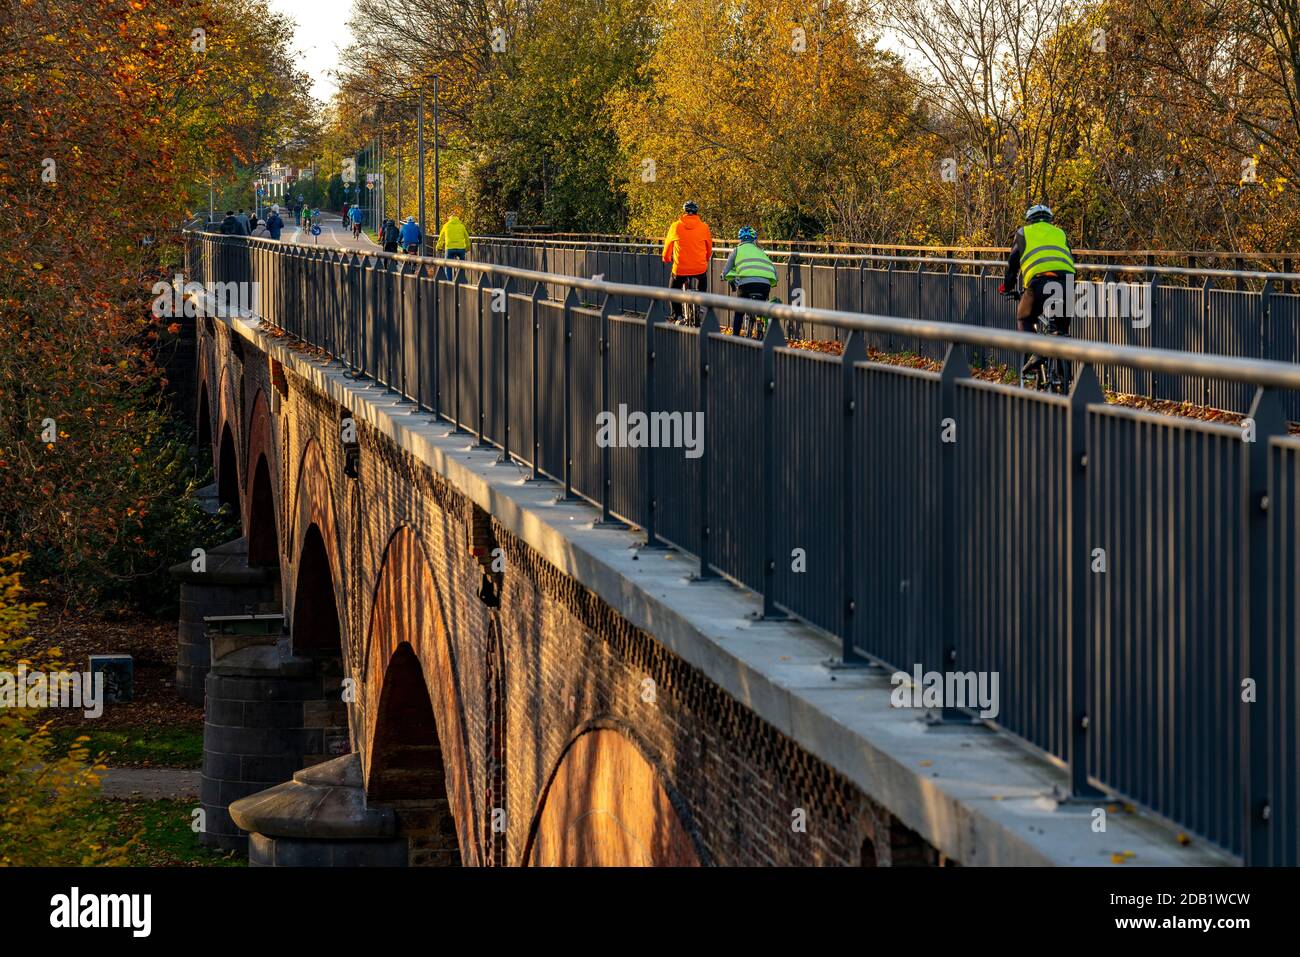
[759, 316, 788, 620]
[696, 308, 720, 580]
[595, 296, 626, 528]
[559, 288, 579, 501]
[497, 277, 514, 464]
[933, 344, 973, 723]
[642, 300, 667, 548]
[1242, 387, 1286, 863]
[838, 331, 869, 665]
[1068, 365, 1105, 799]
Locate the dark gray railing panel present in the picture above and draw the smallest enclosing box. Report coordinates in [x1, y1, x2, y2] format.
[706, 333, 766, 590]
[956, 380, 1071, 760]
[608, 313, 648, 526]
[1267, 436, 1300, 865]
[570, 305, 604, 503]
[506, 289, 535, 461]
[773, 347, 843, 634]
[853, 363, 943, 670]
[537, 298, 567, 479]
[653, 323, 702, 554]
[1088, 408, 1245, 856]
[1206, 289, 1264, 414]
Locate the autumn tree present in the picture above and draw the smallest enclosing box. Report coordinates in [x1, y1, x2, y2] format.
[0, 0, 308, 609]
[613, 0, 943, 242]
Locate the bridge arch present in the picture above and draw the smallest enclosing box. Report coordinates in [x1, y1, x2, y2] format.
[363, 525, 478, 866]
[524, 723, 702, 867]
[216, 422, 240, 513]
[483, 617, 507, 866]
[288, 438, 344, 656]
[196, 380, 212, 458]
[214, 366, 241, 512]
[244, 390, 278, 567]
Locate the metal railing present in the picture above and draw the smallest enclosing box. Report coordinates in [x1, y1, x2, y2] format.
[471, 236, 1300, 420]
[187, 230, 1300, 866]
[491, 231, 1300, 272]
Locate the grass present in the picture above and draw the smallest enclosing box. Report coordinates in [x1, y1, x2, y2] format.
[68, 799, 246, 867]
[51, 725, 204, 769]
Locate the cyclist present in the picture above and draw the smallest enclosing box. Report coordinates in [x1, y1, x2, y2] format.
[999, 203, 1075, 379]
[662, 200, 712, 323]
[348, 203, 364, 238]
[721, 226, 777, 336]
[398, 215, 423, 254]
[435, 212, 471, 279]
[380, 217, 400, 253]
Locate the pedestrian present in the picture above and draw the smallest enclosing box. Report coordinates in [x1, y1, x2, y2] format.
[236, 208, 250, 233]
[248, 211, 259, 232]
[251, 219, 271, 239]
[265, 205, 284, 240]
[219, 210, 246, 236]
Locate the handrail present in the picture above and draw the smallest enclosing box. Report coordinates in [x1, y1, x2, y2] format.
[469, 235, 1300, 283]
[187, 230, 1300, 391]
[489, 230, 1299, 262]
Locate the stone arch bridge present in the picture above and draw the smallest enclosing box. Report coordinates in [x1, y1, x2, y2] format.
[182, 256, 1234, 868]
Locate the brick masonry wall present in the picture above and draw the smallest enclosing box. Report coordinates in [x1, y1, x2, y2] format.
[198, 320, 943, 867]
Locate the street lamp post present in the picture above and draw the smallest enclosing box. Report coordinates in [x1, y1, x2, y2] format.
[417, 90, 425, 252]
[433, 76, 441, 241]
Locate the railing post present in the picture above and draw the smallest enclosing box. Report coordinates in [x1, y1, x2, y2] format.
[559, 288, 580, 501]
[1242, 386, 1286, 864]
[759, 316, 788, 620]
[839, 331, 869, 663]
[475, 272, 492, 448]
[595, 295, 626, 528]
[412, 262, 424, 411]
[915, 262, 923, 320]
[1260, 279, 1273, 358]
[497, 277, 514, 464]
[696, 309, 720, 580]
[932, 344, 972, 722]
[1067, 364, 1105, 799]
[450, 267, 468, 434]
[946, 262, 954, 323]
[1201, 275, 1212, 405]
[430, 262, 440, 419]
[525, 283, 547, 483]
[642, 300, 668, 548]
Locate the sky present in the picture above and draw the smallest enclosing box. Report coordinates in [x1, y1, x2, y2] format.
[268, 0, 355, 102]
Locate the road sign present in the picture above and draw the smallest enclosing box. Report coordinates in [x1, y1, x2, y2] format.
[505, 211, 518, 229]
[311, 224, 321, 236]
[256, 187, 265, 196]
[366, 181, 374, 191]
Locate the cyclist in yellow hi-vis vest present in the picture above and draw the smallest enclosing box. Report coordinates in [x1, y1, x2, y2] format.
[999, 204, 1075, 378]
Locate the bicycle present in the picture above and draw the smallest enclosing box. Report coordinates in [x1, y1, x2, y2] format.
[1007, 288, 1072, 394]
[675, 275, 703, 327]
[351, 220, 362, 239]
[729, 282, 775, 339]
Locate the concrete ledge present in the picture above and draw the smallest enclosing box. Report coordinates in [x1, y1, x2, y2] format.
[218, 309, 1236, 867]
[230, 754, 396, 841]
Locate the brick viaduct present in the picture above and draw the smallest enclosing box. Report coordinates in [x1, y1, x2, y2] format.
[195, 314, 945, 867]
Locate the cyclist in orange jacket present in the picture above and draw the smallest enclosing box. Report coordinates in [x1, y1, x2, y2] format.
[662, 200, 713, 321]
